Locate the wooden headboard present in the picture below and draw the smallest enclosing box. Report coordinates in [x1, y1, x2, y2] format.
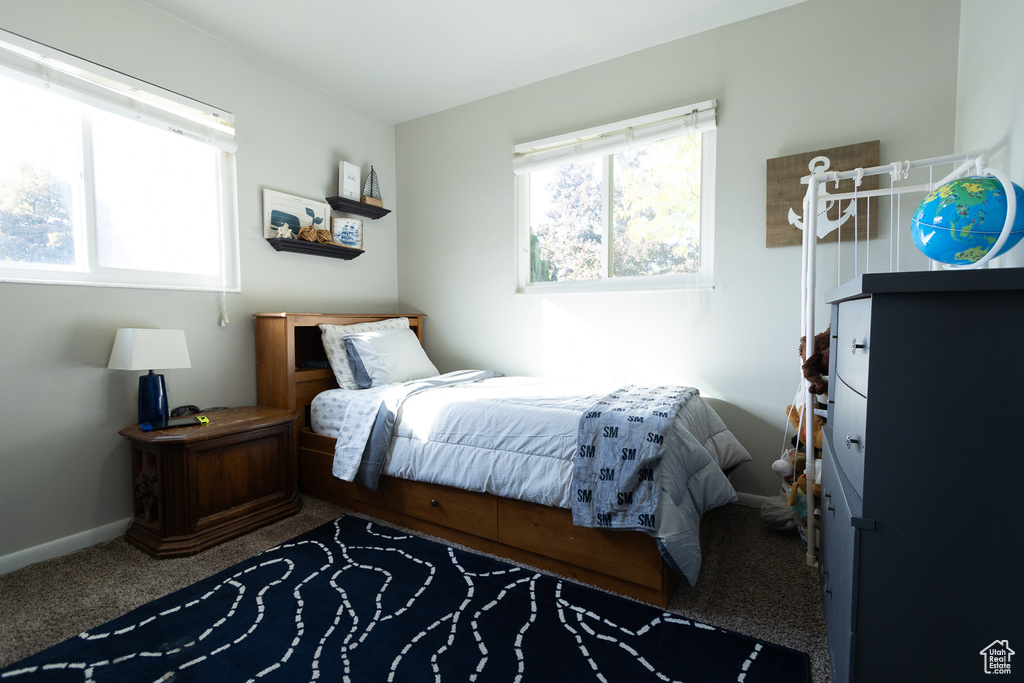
[253, 313, 426, 429]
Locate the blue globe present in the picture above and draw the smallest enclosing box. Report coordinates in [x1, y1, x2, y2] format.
[911, 175, 1024, 265]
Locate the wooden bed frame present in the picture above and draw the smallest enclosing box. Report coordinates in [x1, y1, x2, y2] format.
[253, 312, 679, 606]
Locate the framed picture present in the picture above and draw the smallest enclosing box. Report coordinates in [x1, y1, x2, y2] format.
[765, 140, 879, 248]
[332, 216, 363, 249]
[262, 189, 330, 239]
[339, 161, 360, 200]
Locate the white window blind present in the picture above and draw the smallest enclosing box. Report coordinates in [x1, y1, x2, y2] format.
[513, 100, 716, 176]
[513, 100, 717, 292]
[0, 30, 236, 153]
[0, 29, 239, 293]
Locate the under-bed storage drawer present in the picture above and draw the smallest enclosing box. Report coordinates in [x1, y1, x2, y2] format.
[385, 478, 498, 541]
[498, 498, 665, 589]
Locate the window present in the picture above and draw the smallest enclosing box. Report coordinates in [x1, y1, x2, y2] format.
[0, 30, 238, 291]
[514, 100, 716, 293]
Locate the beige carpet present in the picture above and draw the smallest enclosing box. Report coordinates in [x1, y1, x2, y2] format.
[0, 498, 829, 682]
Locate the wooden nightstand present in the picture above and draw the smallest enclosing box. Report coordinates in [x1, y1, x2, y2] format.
[119, 406, 301, 558]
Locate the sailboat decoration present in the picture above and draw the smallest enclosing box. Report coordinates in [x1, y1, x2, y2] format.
[361, 166, 383, 208]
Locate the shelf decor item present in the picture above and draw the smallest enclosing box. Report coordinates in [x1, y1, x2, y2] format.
[332, 216, 363, 249]
[263, 189, 330, 239]
[340, 161, 360, 200]
[361, 165, 383, 207]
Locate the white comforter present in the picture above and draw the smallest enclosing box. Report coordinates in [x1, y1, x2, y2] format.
[310, 375, 750, 584]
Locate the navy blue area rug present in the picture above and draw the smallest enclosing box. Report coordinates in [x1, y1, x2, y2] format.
[1, 516, 810, 682]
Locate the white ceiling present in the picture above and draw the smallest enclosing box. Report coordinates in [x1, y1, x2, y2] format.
[140, 0, 808, 124]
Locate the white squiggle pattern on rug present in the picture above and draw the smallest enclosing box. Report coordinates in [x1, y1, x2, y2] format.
[0, 518, 807, 683]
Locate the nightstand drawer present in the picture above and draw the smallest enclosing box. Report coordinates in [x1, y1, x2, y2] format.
[832, 377, 866, 496]
[834, 297, 871, 396]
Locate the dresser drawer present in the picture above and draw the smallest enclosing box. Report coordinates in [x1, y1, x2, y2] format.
[820, 447, 856, 683]
[832, 377, 866, 496]
[834, 297, 871, 396]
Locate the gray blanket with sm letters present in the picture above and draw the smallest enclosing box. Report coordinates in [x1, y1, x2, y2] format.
[571, 384, 697, 531]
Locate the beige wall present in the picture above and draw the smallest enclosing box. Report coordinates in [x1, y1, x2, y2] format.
[394, 0, 962, 499]
[956, 0, 1024, 268]
[0, 0, 400, 564]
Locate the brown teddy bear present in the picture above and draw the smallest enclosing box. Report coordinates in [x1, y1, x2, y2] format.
[786, 403, 824, 450]
[799, 326, 831, 396]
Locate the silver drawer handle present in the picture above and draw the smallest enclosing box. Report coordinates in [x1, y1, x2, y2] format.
[430, 499, 438, 507]
[846, 433, 860, 449]
[851, 338, 866, 354]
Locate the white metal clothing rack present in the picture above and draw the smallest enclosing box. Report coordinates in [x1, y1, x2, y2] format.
[796, 148, 1014, 566]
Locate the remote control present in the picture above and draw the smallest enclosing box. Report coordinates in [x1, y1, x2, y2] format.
[140, 416, 209, 431]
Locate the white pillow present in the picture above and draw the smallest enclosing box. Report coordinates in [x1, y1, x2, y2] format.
[344, 327, 439, 388]
[320, 318, 409, 389]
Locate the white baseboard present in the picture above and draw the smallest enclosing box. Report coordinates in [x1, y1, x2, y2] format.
[0, 517, 132, 576]
[733, 491, 772, 509]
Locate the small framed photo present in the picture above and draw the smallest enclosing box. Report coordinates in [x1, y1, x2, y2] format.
[339, 161, 360, 200]
[262, 189, 330, 239]
[332, 216, 363, 249]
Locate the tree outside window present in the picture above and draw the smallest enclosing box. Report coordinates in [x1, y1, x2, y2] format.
[525, 133, 705, 288]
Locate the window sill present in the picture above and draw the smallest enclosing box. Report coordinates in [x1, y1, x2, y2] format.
[516, 274, 713, 295]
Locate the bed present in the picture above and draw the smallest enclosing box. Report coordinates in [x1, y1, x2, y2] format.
[253, 312, 750, 607]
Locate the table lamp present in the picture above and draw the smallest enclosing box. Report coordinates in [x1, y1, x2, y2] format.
[108, 328, 192, 425]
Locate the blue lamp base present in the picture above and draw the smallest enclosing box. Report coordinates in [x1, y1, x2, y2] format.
[138, 370, 169, 425]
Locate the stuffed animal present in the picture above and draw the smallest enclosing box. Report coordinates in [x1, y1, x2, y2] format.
[786, 467, 822, 517]
[771, 447, 805, 483]
[799, 326, 831, 396]
[786, 403, 824, 451]
[773, 447, 821, 489]
[786, 472, 821, 515]
[787, 473, 808, 517]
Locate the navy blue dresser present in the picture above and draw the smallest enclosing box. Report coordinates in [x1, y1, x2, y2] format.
[820, 268, 1024, 682]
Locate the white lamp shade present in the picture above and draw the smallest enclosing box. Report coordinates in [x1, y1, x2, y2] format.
[107, 329, 192, 371]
